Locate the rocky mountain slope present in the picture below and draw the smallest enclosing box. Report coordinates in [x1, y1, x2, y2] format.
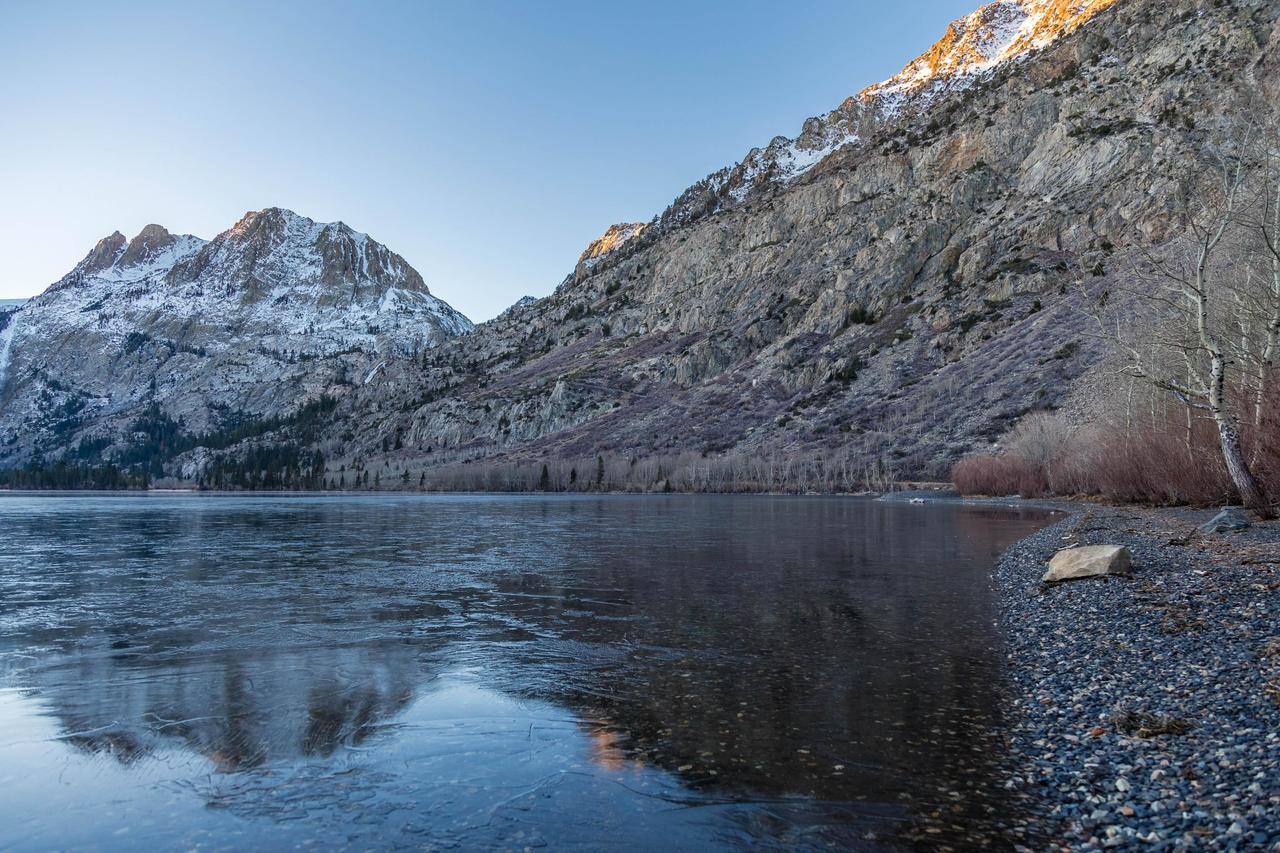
[5, 0, 1276, 489]
[0, 208, 470, 469]
[656, 0, 1124, 230]
[317, 0, 1274, 486]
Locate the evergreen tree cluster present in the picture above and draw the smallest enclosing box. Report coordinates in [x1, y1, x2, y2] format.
[199, 445, 327, 490]
[0, 461, 149, 490]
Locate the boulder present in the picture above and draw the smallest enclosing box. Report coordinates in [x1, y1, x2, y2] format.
[1043, 545, 1132, 583]
[1199, 507, 1251, 535]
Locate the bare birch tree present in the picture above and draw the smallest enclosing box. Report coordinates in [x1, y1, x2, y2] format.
[1092, 120, 1275, 516]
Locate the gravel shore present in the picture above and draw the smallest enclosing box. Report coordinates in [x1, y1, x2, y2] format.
[993, 504, 1280, 850]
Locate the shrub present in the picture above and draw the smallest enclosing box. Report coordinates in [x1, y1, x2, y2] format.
[953, 399, 1280, 508]
[1004, 411, 1072, 485]
[1244, 373, 1280, 503]
[1086, 423, 1230, 506]
[952, 453, 1049, 498]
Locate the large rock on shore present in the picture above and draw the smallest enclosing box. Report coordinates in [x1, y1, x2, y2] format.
[1043, 545, 1131, 583]
[1199, 507, 1251, 535]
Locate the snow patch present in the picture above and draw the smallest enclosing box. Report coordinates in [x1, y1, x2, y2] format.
[363, 360, 387, 385]
[0, 313, 16, 394]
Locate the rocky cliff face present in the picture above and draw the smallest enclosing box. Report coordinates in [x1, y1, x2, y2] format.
[0, 208, 470, 467]
[573, 223, 648, 282]
[868, 0, 1123, 100]
[317, 0, 1276, 483]
[654, 0, 1124, 231]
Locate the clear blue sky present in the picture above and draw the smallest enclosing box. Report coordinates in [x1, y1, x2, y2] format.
[0, 0, 975, 321]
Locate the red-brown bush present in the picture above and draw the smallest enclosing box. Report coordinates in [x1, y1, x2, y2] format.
[953, 394, 1280, 508]
[1244, 374, 1280, 504]
[951, 454, 1050, 498]
[1085, 422, 1231, 505]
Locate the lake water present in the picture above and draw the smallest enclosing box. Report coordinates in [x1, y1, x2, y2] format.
[0, 494, 1054, 850]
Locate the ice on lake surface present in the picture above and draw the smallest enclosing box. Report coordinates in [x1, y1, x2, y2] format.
[0, 493, 1054, 850]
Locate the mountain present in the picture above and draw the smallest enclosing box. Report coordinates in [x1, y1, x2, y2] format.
[865, 0, 1124, 103]
[0, 208, 470, 471]
[306, 0, 1271, 488]
[497, 295, 541, 319]
[4, 0, 1274, 490]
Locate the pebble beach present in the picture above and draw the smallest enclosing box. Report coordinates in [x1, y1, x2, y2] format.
[994, 505, 1280, 850]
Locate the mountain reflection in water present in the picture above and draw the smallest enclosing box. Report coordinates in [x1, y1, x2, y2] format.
[0, 493, 1054, 850]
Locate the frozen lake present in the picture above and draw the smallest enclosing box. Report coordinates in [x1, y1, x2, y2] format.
[0, 493, 1054, 849]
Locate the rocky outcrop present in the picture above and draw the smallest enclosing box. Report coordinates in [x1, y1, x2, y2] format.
[117, 224, 182, 268]
[75, 232, 128, 278]
[504, 295, 539, 313]
[1043, 545, 1132, 582]
[574, 223, 648, 282]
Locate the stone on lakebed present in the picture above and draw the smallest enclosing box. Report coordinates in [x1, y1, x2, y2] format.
[1043, 545, 1132, 583]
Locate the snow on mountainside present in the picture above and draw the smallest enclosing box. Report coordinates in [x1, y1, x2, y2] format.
[657, 0, 1123, 229]
[30, 208, 471, 353]
[0, 208, 472, 465]
[865, 0, 1123, 106]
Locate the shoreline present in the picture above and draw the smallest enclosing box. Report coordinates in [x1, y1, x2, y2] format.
[989, 504, 1279, 849]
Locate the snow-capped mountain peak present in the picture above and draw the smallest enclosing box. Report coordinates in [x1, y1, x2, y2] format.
[75, 231, 126, 276]
[51, 226, 206, 293]
[120, 224, 184, 267]
[657, 0, 1123, 229]
[180, 207, 439, 303]
[865, 0, 1121, 104]
[0, 208, 474, 458]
